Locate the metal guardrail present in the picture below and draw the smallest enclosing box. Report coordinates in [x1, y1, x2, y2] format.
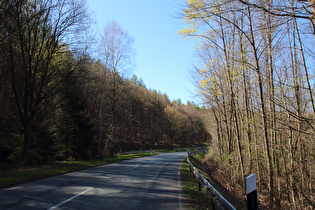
[119, 149, 155, 155]
[187, 151, 236, 210]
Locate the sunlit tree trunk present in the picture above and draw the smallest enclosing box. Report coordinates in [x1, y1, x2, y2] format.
[246, 5, 275, 205]
[219, 15, 245, 179]
[240, 33, 253, 172]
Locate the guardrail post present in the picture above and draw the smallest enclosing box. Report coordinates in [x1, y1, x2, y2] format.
[212, 197, 217, 210]
[246, 174, 258, 210]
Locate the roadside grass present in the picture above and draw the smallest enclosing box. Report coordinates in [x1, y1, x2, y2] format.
[0, 152, 158, 189]
[181, 157, 213, 210]
[157, 146, 209, 153]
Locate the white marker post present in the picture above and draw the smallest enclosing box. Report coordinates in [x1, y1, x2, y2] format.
[246, 174, 257, 210]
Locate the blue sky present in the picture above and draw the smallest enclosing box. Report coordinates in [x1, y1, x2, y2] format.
[86, 0, 199, 104]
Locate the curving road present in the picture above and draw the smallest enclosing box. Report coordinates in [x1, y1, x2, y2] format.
[0, 152, 187, 210]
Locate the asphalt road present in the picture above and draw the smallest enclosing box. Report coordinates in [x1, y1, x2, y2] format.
[0, 152, 187, 210]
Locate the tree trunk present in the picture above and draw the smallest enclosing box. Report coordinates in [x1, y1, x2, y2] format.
[22, 115, 32, 164]
[247, 5, 274, 205]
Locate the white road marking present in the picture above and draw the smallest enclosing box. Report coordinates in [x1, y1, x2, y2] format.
[47, 187, 92, 210]
[129, 165, 140, 171]
[134, 163, 167, 210]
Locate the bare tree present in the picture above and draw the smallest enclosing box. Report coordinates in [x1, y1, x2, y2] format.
[1, 0, 88, 164]
[98, 21, 135, 156]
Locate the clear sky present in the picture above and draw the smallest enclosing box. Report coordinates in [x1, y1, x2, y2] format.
[86, 0, 199, 104]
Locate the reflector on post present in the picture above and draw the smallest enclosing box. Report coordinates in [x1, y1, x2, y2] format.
[246, 174, 257, 210]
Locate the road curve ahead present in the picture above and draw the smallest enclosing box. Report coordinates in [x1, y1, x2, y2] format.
[0, 152, 187, 210]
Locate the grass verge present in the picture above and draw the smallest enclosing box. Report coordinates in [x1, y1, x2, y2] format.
[0, 152, 158, 189]
[181, 157, 213, 210]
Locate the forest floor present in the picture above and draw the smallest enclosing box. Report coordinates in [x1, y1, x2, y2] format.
[203, 159, 271, 210]
[202, 160, 248, 210]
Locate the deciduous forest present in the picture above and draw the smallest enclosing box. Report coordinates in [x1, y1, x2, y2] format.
[0, 0, 209, 166]
[179, 0, 314, 209]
